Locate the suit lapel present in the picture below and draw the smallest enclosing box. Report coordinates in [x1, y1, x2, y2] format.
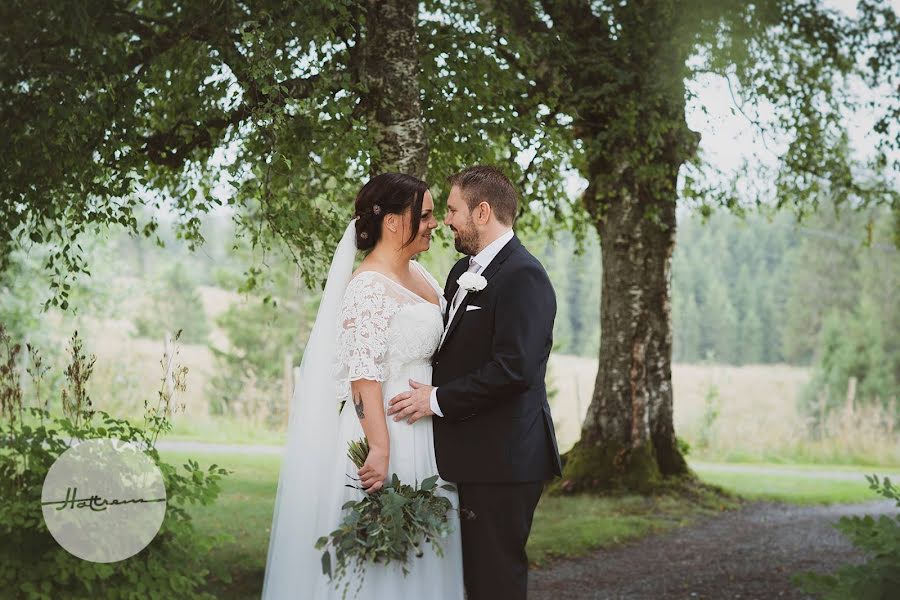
[442, 259, 467, 327]
[440, 235, 521, 350]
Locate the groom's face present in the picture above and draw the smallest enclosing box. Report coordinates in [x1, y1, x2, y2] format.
[444, 186, 479, 255]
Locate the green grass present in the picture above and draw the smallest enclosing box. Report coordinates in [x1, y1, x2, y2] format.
[693, 467, 888, 505]
[161, 450, 279, 599]
[157, 450, 891, 599]
[166, 419, 286, 445]
[527, 492, 733, 565]
[690, 447, 900, 469]
[692, 461, 900, 474]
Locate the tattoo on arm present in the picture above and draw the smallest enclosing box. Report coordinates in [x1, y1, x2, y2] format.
[353, 391, 365, 419]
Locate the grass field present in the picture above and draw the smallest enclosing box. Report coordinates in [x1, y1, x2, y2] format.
[49, 285, 896, 468]
[695, 470, 883, 504]
[548, 354, 899, 466]
[74, 330, 897, 466]
[159, 448, 894, 599]
[691, 462, 896, 504]
[163, 451, 279, 598]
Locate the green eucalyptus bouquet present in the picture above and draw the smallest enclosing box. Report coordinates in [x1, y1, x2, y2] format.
[315, 438, 459, 598]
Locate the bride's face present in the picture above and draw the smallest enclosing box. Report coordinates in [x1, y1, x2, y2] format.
[403, 190, 438, 254]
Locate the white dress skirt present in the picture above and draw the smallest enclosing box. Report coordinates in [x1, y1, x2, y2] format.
[309, 263, 465, 599]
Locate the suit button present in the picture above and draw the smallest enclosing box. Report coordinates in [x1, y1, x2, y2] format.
[434, 359, 440, 366]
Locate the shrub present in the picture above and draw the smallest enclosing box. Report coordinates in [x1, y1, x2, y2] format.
[793, 474, 900, 599]
[696, 383, 721, 450]
[801, 302, 898, 426]
[0, 325, 232, 599]
[206, 291, 309, 423]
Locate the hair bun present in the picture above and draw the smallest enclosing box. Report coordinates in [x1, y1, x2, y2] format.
[352, 173, 429, 253]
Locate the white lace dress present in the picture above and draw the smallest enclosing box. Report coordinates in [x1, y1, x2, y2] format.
[310, 260, 465, 599]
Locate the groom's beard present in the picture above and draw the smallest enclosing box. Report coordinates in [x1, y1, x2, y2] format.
[452, 221, 480, 255]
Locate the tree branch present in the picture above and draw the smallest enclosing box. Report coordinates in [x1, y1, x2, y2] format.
[140, 111, 247, 169]
[138, 71, 324, 169]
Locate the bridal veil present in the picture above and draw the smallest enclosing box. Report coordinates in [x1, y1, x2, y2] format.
[261, 220, 357, 599]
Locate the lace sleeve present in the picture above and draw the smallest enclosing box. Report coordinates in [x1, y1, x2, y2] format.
[336, 274, 399, 383]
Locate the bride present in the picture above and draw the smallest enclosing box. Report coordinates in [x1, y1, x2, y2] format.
[261, 173, 465, 599]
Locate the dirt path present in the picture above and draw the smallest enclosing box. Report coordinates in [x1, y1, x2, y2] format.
[528, 499, 894, 599]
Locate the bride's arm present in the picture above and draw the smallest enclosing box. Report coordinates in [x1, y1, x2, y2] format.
[351, 379, 390, 494]
[338, 274, 395, 493]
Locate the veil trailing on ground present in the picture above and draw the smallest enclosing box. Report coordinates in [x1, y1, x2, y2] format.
[261, 220, 358, 599]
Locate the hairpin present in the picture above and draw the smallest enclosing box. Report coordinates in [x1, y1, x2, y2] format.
[360, 231, 369, 239]
[372, 204, 381, 215]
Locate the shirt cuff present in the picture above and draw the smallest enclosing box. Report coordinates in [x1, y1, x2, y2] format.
[429, 387, 443, 418]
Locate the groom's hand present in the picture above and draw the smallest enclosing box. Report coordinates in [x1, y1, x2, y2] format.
[387, 380, 434, 424]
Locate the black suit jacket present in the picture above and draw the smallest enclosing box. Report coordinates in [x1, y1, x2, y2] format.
[432, 235, 563, 483]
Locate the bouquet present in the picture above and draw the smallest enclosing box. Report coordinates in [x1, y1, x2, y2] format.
[315, 438, 459, 598]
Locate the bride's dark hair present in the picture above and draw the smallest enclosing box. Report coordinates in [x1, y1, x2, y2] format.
[353, 173, 428, 251]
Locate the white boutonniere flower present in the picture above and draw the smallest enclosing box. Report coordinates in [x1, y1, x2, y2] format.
[457, 272, 487, 293]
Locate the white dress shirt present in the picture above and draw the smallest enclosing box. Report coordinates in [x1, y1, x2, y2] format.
[430, 229, 514, 417]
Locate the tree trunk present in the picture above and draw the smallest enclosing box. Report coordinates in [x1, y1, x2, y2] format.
[559, 121, 699, 493]
[363, 0, 428, 179]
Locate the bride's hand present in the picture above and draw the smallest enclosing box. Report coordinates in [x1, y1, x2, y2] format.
[358, 445, 389, 494]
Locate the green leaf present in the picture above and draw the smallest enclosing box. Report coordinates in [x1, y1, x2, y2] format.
[321, 550, 332, 579]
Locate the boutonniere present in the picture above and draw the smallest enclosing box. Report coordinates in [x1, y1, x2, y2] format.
[457, 272, 487, 293]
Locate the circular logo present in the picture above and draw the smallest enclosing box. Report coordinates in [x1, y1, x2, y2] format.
[41, 438, 167, 563]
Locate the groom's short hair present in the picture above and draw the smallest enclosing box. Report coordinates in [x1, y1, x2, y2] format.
[447, 165, 518, 226]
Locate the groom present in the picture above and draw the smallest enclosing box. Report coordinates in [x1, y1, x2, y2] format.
[388, 165, 562, 600]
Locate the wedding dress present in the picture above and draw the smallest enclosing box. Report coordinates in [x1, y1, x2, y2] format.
[262, 220, 465, 600]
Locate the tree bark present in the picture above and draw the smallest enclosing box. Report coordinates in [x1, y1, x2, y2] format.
[363, 0, 428, 179]
[559, 115, 699, 493]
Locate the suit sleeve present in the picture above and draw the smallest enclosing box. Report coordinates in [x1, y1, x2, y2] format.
[435, 263, 556, 422]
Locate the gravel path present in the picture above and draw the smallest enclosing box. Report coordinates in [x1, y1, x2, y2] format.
[528, 499, 894, 599]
